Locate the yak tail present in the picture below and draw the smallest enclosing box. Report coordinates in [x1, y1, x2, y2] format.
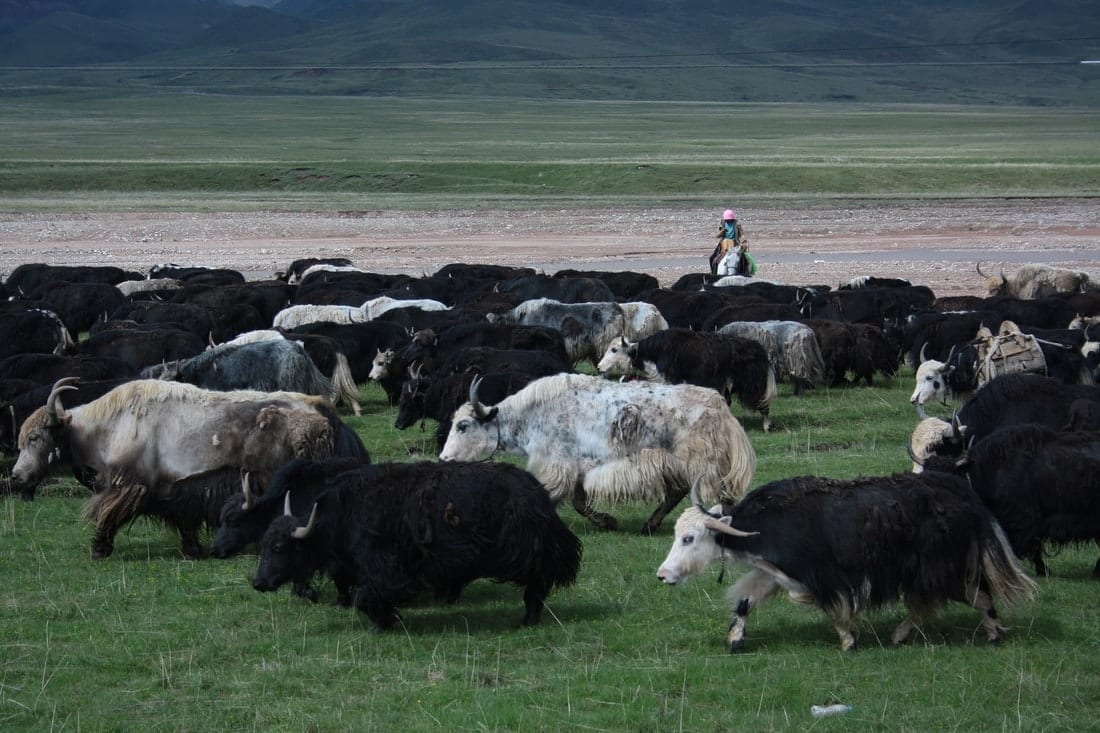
[979, 518, 1038, 608]
[798, 331, 828, 383]
[81, 482, 148, 531]
[712, 415, 756, 505]
[329, 352, 362, 416]
[496, 491, 582, 590]
[540, 511, 583, 590]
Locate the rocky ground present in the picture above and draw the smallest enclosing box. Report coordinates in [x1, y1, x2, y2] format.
[1, 199, 1096, 296]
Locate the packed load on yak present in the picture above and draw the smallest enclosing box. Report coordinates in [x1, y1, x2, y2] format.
[974, 320, 1047, 388]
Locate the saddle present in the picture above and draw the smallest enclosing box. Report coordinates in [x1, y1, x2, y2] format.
[975, 320, 1047, 387]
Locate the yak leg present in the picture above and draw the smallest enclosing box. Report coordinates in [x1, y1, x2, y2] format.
[759, 406, 772, 433]
[1031, 541, 1049, 578]
[571, 481, 618, 531]
[891, 599, 936, 646]
[726, 568, 782, 652]
[175, 521, 203, 560]
[962, 579, 1007, 643]
[1093, 540, 1100, 579]
[522, 577, 552, 626]
[641, 479, 689, 536]
[833, 617, 860, 652]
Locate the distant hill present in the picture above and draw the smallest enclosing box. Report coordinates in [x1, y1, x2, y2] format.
[0, 0, 1096, 104]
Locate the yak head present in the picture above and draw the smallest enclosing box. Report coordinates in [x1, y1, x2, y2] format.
[368, 348, 395, 381]
[596, 336, 637, 376]
[252, 492, 321, 592]
[976, 262, 1008, 297]
[656, 481, 757, 585]
[210, 472, 268, 559]
[394, 363, 430, 430]
[438, 375, 499, 462]
[10, 378, 78, 493]
[907, 417, 961, 473]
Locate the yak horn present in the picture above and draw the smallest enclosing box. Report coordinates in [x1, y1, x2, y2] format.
[702, 516, 758, 538]
[241, 472, 254, 511]
[919, 343, 929, 364]
[689, 476, 703, 507]
[906, 439, 924, 467]
[469, 375, 495, 420]
[45, 377, 79, 424]
[975, 261, 987, 277]
[283, 491, 293, 517]
[291, 502, 319, 540]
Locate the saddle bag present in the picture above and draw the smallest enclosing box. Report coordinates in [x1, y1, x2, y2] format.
[975, 320, 1047, 387]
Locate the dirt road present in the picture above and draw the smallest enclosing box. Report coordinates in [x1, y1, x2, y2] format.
[2, 199, 1096, 296]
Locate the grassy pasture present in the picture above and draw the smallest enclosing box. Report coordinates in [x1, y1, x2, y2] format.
[2, 373, 1098, 732]
[0, 94, 1098, 210]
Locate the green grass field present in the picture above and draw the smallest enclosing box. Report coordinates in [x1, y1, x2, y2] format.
[1, 91, 1097, 730]
[2, 374, 1098, 732]
[1, 94, 1098, 210]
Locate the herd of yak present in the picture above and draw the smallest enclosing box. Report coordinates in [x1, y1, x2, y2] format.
[1, 257, 1099, 651]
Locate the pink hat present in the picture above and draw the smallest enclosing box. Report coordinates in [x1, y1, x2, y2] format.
[722, 209, 736, 220]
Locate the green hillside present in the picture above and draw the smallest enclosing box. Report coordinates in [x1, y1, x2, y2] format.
[0, 0, 1096, 104]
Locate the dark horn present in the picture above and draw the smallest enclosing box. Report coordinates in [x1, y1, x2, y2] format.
[975, 261, 987, 277]
[906, 439, 923, 467]
[469, 375, 497, 421]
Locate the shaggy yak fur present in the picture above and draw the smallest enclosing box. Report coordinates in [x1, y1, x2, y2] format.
[440, 372, 756, 534]
[253, 461, 582, 629]
[657, 471, 1037, 651]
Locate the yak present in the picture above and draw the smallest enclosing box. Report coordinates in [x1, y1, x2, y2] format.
[252, 461, 582, 629]
[440, 373, 756, 533]
[657, 473, 1036, 651]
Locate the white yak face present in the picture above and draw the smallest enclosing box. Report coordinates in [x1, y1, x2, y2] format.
[908, 417, 955, 473]
[439, 404, 497, 462]
[368, 349, 394, 381]
[596, 340, 635, 376]
[910, 359, 947, 406]
[656, 506, 723, 585]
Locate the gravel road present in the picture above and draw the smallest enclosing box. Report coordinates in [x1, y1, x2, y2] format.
[2, 199, 1096, 296]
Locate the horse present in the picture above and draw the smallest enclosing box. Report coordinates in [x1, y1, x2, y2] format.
[716, 243, 751, 277]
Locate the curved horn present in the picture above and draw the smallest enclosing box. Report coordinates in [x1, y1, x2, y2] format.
[919, 343, 929, 364]
[45, 377, 79, 424]
[283, 491, 293, 517]
[702, 516, 758, 538]
[469, 375, 495, 420]
[975, 261, 987, 278]
[291, 502, 319, 539]
[410, 361, 423, 381]
[906, 439, 923, 467]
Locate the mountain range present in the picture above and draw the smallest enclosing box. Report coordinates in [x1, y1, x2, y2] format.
[1, 0, 1096, 104]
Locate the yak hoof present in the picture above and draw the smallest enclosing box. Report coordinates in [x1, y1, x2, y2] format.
[728, 638, 745, 653]
[90, 543, 113, 560]
[590, 513, 618, 531]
